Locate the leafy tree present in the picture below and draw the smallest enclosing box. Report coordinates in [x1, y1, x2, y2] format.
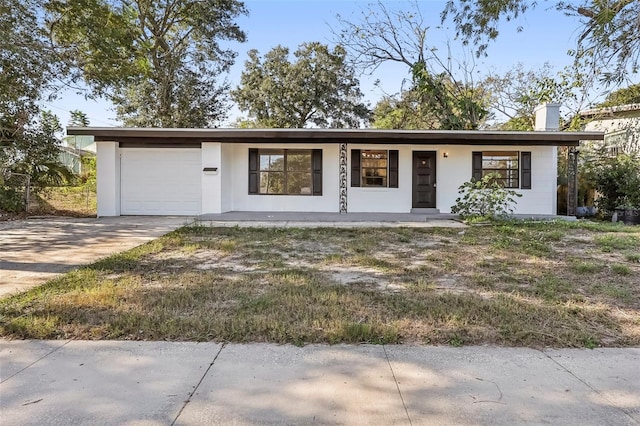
[1, 0, 71, 210]
[598, 83, 640, 107]
[2, 111, 71, 192]
[232, 42, 370, 128]
[1, 0, 60, 115]
[484, 63, 601, 131]
[334, 1, 490, 130]
[441, 0, 640, 83]
[334, 0, 431, 72]
[69, 110, 90, 127]
[111, 68, 230, 127]
[412, 62, 490, 130]
[373, 74, 490, 131]
[46, 0, 247, 127]
[372, 90, 439, 129]
[1, 0, 62, 143]
[587, 153, 640, 215]
[485, 64, 574, 130]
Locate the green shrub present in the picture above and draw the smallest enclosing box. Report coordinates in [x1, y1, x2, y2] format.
[590, 154, 640, 216]
[451, 173, 522, 220]
[0, 186, 25, 212]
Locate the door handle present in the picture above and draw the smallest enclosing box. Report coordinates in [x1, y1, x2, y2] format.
[433, 183, 437, 188]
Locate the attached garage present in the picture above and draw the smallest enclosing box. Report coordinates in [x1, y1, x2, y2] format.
[120, 148, 202, 215]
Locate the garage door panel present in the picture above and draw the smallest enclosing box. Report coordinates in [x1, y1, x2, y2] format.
[121, 149, 202, 215]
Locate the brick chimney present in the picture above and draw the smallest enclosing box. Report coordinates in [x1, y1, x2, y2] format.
[534, 103, 561, 131]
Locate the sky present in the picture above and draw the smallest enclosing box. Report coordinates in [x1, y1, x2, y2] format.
[45, 0, 624, 129]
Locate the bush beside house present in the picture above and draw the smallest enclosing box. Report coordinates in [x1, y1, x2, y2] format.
[451, 173, 522, 221]
[588, 153, 640, 223]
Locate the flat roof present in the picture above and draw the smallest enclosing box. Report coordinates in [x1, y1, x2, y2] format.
[579, 103, 640, 117]
[67, 127, 604, 146]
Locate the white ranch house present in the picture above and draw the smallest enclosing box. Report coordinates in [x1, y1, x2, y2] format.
[67, 105, 603, 218]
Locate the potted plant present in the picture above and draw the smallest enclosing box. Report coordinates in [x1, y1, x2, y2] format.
[614, 197, 640, 225]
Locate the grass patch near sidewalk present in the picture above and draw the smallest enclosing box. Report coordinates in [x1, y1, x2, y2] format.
[1, 221, 639, 348]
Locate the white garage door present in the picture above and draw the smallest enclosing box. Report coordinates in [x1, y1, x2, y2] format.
[120, 148, 202, 215]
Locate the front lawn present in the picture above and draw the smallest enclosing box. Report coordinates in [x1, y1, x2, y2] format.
[1, 221, 638, 347]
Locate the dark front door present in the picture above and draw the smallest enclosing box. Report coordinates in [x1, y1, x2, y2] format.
[412, 151, 436, 208]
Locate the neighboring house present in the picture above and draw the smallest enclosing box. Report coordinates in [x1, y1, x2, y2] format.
[580, 103, 640, 156]
[66, 134, 97, 153]
[58, 146, 84, 175]
[59, 135, 96, 175]
[67, 105, 602, 217]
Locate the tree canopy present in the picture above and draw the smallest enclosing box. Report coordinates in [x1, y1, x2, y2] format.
[1, 0, 60, 126]
[484, 64, 573, 130]
[232, 42, 370, 128]
[372, 90, 439, 130]
[334, 0, 429, 73]
[598, 83, 640, 107]
[334, 1, 490, 130]
[46, 0, 248, 127]
[1, 0, 69, 200]
[69, 110, 90, 127]
[442, 0, 640, 83]
[411, 62, 490, 130]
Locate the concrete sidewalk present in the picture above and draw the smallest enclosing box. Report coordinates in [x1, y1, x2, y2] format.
[1, 341, 638, 425]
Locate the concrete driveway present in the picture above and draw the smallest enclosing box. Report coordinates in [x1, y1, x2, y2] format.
[0, 216, 192, 298]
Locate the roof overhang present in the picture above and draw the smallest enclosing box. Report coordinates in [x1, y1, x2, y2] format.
[66, 127, 604, 147]
[580, 103, 640, 118]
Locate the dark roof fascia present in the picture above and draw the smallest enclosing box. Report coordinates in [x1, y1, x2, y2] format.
[67, 127, 604, 147]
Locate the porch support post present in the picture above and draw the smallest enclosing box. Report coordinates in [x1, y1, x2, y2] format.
[339, 142, 348, 213]
[567, 146, 578, 217]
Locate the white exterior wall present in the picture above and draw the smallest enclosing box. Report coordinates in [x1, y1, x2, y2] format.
[201, 143, 222, 214]
[201, 142, 234, 214]
[583, 113, 640, 154]
[584, 114, 640, 134]
[221, 143, 234, 212]
[534, 103, 561, 131]
[96, 141, 120, 217]
[347, 144, 418, 213]
[348, 144, 557, 215]
[96, 141, 558, 216]
[229, 143, 340, 212]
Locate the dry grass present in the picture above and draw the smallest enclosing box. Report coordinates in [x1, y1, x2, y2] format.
[31, 186, 96, 217]
[1, 221, 639, 348]
[1, 186, 96, 221]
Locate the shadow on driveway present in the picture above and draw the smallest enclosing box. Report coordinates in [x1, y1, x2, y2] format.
[0, 217, 191, 298]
